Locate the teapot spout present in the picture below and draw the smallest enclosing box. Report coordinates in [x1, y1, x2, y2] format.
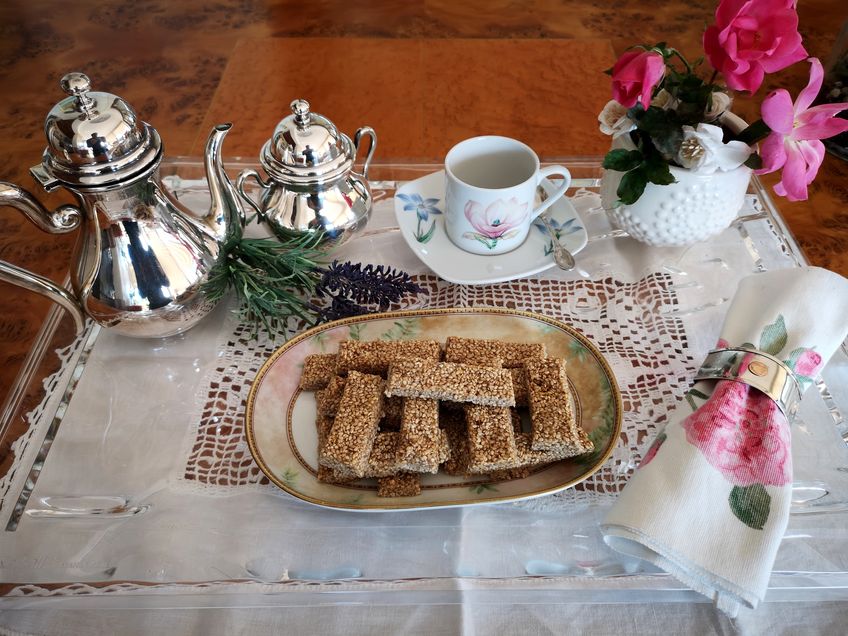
[203, 123, 245, 243]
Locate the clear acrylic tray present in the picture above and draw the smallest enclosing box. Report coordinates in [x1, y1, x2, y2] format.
[0, 158, 846, 610]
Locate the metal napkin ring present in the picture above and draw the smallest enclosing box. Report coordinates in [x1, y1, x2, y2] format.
[694, 347, 802, 418]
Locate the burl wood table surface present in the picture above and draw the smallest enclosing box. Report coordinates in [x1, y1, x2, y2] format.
[0, 0, 846, 426]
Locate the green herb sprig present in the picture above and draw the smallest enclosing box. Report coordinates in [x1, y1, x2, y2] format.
[204, 233, 325, 335]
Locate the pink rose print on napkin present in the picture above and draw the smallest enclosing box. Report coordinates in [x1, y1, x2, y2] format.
[793, 349, 822, 377]
[462, 198, 528, 250]
[676, 316, 817, 531]
[682, 380, 791, 488]
[682, 379, 791, 530]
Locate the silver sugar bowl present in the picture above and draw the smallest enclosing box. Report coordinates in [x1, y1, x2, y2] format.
[236, 99, 376, 246]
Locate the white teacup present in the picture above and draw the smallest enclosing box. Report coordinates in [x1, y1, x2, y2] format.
[444, 136, 571, 255]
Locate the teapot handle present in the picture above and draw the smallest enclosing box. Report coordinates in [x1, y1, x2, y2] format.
[0, 182, 86, 333]
[353, 126, 377, 179]
[236, 169, 271, 222]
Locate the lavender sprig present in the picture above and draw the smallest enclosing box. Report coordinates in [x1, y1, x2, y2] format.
[312, 261, 425, 322]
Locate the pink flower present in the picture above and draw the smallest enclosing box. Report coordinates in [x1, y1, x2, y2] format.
[610, 50, 665, 109]
[794, 349, 822, 377]
[682, 380, 791, 487]
[703, 0, 808, 94]
[464, 198, 528, 240]
[756, 58, 848, 201]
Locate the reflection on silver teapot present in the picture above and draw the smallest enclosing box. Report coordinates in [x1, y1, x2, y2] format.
[236, 99, 376, 246]
[0, 72, 245, 338]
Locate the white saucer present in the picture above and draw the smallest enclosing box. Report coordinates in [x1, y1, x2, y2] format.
[394, 170, 588, 285]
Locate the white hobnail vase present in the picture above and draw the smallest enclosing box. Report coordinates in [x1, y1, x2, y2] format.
[600, 113, 752, 247]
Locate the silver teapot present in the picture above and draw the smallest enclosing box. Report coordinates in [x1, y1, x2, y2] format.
[0, 72, 245, 338]
[236, 99, 376, 245]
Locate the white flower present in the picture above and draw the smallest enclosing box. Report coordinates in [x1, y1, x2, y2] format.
[598, 100, 635, 138]
[677, 123, 752, 174]
[651, 89, 677, 110]
[704, 91, 732, 120]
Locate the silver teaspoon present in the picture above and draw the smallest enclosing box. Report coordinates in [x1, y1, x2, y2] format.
[538, 213, 575, 270]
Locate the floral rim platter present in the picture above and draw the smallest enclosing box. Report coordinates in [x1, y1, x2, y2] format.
[245, 308, 622, 511]
[393, 171, 588, 285]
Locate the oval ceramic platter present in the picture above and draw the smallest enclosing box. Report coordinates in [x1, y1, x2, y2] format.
[245, 308, 622, 511]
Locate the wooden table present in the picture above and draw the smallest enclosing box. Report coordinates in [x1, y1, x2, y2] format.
[0, 0, 846, 422]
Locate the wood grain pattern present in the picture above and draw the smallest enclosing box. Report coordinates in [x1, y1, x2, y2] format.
[198, 38, 615, 158]
[0, 0, 846, 427]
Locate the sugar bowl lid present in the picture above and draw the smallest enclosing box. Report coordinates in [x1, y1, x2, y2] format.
[37, 72, 162, 189]
[260, 99, 354, 185]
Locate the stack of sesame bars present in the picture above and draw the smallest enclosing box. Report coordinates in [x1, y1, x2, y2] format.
[298, 337, 594, 497]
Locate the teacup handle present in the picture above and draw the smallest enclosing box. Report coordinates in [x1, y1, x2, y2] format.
[530, 165, 571, 221]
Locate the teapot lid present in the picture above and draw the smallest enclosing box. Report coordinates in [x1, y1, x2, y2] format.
[260, 99, 354, 185]
[37, 72, 162, 189]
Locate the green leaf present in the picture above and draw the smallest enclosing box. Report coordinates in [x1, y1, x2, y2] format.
[744, 153, 763, 170]
[729, 484, 771, 530]
[783, 346, 807, 370]
[603, 149, 644, 172]
[688, 388, 710, 400]
[634, 107, 684, 158]
[644, 153, 676, 185]
[616, 167, 649, 204]
[419, 220, 437, 243]
[735, 119, 772, 145]
[759, 315, 788, 356]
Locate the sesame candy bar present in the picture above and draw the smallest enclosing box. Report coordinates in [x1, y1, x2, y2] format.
[378, 473, 421, 497]
[444, 336, 546, 368]
[526, 359, 593, 455]
[441, 416, 470, 476]
[464, 405, 519, 474]
[315, 414, 357, 483]
[366, 432, 406, 478]
[315, 375, 347, 416]
[315, 412, 335, 451]
[316, 377, 404, 431]
[381, 396, 404, 430]
[510, 408, 524, 434]
[398, 398, 442, 473]
[336, 339, 441, 376]
[527, 357, 568, 392]
[319, 371, 385, 478]
[386, 359, 515, 407]
[300, 353, 339, 390]
[510, 367, 529, 407]
[366, 429, 451, 478]
[317, 464, 357, 484]
[487, 465, 534, 481]
[515, 432, 578, 464]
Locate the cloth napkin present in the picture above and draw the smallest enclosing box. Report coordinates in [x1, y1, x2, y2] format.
[601, 266, 848, 616]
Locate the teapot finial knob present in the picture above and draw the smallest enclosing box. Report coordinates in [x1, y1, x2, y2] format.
[291, 99, 311, 126]
[60, 72, 94, 112]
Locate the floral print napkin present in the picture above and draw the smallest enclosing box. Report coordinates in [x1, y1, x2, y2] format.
[601, 267, 848, 616]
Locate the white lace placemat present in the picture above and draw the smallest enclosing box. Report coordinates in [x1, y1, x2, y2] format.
[174, 271, 698, 505]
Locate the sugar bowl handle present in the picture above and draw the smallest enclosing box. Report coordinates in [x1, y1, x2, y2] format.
[236, 169, 271, 219]
[0, 181, 86, 332]
[353, 126, 377, 179]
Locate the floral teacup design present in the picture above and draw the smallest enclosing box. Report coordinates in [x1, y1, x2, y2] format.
[445, 136, 571, 255]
